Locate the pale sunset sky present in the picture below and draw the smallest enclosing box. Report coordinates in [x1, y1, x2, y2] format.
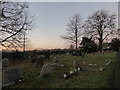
[26, 1, 118, 50]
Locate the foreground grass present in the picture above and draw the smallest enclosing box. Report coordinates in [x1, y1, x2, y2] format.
[5, 52, 117, 88]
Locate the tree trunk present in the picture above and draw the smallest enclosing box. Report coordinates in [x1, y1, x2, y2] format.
[75, 34, 77, 50]
[99, 39, 103, 52]
[75, 28, 77, 50]
[23, 34, 25, 52]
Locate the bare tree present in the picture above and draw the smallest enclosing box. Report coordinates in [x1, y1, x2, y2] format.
[84, 10, 116, 52]
[0, 2, 33, 50]
[61, 14, 83, 50]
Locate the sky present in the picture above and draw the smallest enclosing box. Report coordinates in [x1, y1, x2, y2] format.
[26, 2, 118, 50]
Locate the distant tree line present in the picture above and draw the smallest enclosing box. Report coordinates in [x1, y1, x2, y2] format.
[2, 49, 77, 60]
[2, 37, 120, 61]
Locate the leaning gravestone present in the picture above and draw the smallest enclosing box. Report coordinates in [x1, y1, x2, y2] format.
[35, 55, 45, 68]
[2, 58, 9, 67]
[2, 67, 22, 86]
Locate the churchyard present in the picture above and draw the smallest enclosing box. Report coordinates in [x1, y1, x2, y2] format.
[2, 51, 119, 88]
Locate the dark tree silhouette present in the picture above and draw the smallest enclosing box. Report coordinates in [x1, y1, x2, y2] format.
[61, 14, 83, 50]
[80, 37, 98, 53]
[0, 2, 33, 50]
[110, 38, 120, 51]
[84, 10, 116, 52]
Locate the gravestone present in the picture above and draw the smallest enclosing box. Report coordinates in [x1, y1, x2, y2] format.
[39, 62, 64, 78]
[31, 57, 36, 63]
[66, 52, 69, 55]
[39, 63, 55, 78]
[44, 50, 50, 60]
[2, 67, 22, 86]
[28, 56, 32, 60]
[35, 55, 45, 68]
[73, 61, 80, 69]
[53, 56, 59, 63]
[2, 58, 9, 67]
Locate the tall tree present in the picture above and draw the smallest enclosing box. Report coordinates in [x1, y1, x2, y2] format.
[110, 38, 120, 51]
[61, 14, 83, 50]
[0, 2, 33, 50]
[80, 37, 98, 53]
[84, 10, 116, 52]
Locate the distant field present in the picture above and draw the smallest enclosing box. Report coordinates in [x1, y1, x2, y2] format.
[4, 52, 119, 88]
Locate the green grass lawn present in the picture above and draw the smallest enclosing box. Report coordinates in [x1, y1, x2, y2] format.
[4, 52, 118, 88]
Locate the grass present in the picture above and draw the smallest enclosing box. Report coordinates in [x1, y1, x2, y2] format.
[4, 51, 118, 88]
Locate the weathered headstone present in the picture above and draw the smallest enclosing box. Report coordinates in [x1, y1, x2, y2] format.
[35, 55, 45, 68]
[28, 56, 32, 60]
[39, 62, 64, 78]
[66, 52, 69, 55]
[73, 61, 80, 69]
[53, 56, 59, 63]
[39, 63, 54, 78]
[44, 50, 50, 60]
[31, 57, 36, 63]
[2, 58, 9, 67]
[2, 67, 22, 86]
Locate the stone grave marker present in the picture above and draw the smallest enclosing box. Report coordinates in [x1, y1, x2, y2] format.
[2, 58, 9, 67]
[73, 61, 80, 69]
[2, 67, 22, 86]
[53, 56, 59, 63]
[39, 63, 54, 78]
[39, 62, 64, 78]
[35, 55, 45, 68]
[66, 52, 69, 55]
[31, 57, 36, 63]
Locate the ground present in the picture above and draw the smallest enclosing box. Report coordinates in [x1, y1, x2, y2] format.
[3, 51, 120, 88]
[0, 62, 2, 90]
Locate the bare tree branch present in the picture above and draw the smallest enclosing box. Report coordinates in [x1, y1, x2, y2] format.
[84, 9, 116, 52]
[0, 2, 33, 50]
[60, 14, 83, 50]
